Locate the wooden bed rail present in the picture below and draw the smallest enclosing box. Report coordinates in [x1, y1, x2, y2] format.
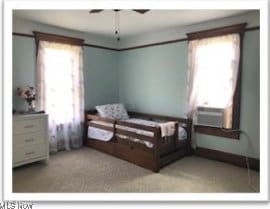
[85, 110, 192, 150]
[88, 121, 114, 132]
[87, 114, 115, 123]
[85, 110, 191, 122]
[85, 111, 158, 144]
[85, 110, 191, 125]
[128, 111, 192, 154]
[128, 111, 191, 125]
[116, 120, 158, 144]
[116, 120, 157, 132]
[129, 111, 192, 139]
[115, 128, 155, 143]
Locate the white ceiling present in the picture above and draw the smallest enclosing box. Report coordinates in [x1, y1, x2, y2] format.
[13, 10, 251, 38]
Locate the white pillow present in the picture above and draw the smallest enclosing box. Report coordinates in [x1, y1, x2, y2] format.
[95, 103, 129, 120]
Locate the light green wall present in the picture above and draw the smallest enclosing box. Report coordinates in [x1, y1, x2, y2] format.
[13, 36, 36, 110]
[118, 31, 260, 159]
[83, 47, 118, 109]
[12, 36, 119, 111]
[118, 42, 188, 117]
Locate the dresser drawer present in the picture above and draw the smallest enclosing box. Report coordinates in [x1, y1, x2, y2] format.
[13, 118, 46, 134]
[13, 131, 45, 147]
[13, 114, 49, 167]
[13, 143, 47, 163]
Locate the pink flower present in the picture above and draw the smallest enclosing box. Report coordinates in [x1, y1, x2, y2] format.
[17, 86, 36, 101]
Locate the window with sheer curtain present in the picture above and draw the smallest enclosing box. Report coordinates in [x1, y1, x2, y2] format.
[36, 35, 84, 153]
[187, 24, 246, 136]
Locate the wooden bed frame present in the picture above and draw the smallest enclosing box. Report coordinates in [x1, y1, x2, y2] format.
[84, 110, 192, 172]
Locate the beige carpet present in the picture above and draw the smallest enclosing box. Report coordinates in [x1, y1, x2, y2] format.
[13, 147, 259, 193]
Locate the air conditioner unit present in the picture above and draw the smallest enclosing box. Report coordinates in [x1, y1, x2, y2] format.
[196, 106, 224, 128]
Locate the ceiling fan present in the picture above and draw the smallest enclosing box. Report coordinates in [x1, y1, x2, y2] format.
[89, 9, 150, 41]
[89, 9, 150, 14]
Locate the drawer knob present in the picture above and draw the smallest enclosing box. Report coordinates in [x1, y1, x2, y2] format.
[24, 125, 34, 129]
[25, 151, 35, 155]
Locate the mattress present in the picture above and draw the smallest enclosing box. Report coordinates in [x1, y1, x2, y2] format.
[87, 118, 187, 148]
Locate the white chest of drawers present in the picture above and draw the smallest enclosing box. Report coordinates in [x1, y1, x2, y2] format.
[13, 114, 49, 167]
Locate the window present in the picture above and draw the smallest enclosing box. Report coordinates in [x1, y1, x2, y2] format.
[186, 24, 246, 139]
[42, 44, 79, 124]
[34, 32, 85, 152]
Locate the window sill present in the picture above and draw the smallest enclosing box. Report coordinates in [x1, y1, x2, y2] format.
[194, 125, 240, 140]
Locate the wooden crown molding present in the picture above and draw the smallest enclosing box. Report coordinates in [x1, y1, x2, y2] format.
[33, 31, 84, 46]
[13, 32, 34, 38]
[12, 26, 258, 51]
[187, 23, 247, 40]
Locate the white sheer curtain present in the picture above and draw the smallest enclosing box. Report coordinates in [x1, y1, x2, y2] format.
[187, 34, 240, 128]
[37, 41, 84, 153]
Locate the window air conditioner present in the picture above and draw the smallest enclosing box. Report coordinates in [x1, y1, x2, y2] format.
[196, 106, 224, 128]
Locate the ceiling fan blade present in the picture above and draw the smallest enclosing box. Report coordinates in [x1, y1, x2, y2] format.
[132, 9, 150, 14]
[89, 9, 104, 13]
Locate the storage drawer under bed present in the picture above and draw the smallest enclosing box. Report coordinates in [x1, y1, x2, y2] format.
[85, 138, 115, 155]
[114, 141, 156, 171]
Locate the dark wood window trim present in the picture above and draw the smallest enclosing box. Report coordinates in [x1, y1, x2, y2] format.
[187, 23, 247, 40]
[187, 23, 247, 140]
[33, 31, 84, 46]
[194, 125, 240, 139]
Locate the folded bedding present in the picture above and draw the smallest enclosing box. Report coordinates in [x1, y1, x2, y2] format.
[87, 126, 113, 142]
[159, 122, 176, 137]
[87, 118, 187, 148]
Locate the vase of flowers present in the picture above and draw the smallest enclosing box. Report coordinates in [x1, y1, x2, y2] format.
[17, 86, 36, 112]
